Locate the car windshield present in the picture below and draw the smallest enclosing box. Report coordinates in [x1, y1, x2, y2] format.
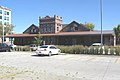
[30, 44, 36, 47]
[50, 46, 57, 49]
[92, 43, 102, 46]
[40, 45, 48, 48]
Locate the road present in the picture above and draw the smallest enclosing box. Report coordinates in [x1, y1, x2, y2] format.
[0, 52, 120, 80]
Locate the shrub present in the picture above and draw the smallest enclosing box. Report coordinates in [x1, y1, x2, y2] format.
[77, 45, 84, 54]
[89, 47, 94, 54]
[115, 46, 120, 55]
[57, 45, 85, 54]
[74, 46, 80, 54]
[14, 46, 30, 51]
[84, 47, 89, 54]
[99, 47, 103, 55]
[94, 47, 99, 55]
[110, 47, 115, 55]
[104, 47, 108, 55]
[57, 45, 120, 55]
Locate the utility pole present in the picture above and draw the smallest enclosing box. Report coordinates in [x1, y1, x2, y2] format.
[100, 0, 103, 46]
[2, 24, 4, 43]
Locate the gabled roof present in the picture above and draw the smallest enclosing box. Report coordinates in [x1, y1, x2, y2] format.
[60, 21, 90, 32]
[23, 24, 39, 34]
[62, 24, 68, 28]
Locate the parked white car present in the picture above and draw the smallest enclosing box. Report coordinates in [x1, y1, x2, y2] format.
[30, 44, 37, 51]
[91, 43, 102, 46]
[36, 45, 61, 56]
[90, 43, 104, 49]
[9, 44, 17, 49]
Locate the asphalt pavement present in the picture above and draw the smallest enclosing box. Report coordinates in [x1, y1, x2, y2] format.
[0, 52, 120, 80]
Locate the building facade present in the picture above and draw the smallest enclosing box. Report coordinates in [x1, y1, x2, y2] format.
[0, 6, 11, 25]
[6, 15, 116, 46]
[41, 21, 115, 46]
[0, 6, 12, 43]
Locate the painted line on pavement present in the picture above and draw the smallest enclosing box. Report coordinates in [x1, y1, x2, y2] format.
[86, 57, 96, 61]
[115, 58, 119, 64]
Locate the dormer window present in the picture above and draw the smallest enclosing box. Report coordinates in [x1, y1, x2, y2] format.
[75, 27, 78, 31]
[34, 29, 36, 33]
[31, 29, 33, 33]
[31, 29, 37, 33]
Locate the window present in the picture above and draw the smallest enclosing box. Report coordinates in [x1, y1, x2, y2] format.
[0, 21, 2, 24]
[50, 24, 53, 26]
[31, 29, 37, 33]
[4, 16, 6, 20]
[0, 16, 2, 19]
[43, 28, 45, 33]
[4, 16, 9, 21]
[47, 24, 49, 27]
[48, 27, 51, 32]
[45, 27, 47, 32]
[34, 29, 36, 33]
[40, 45, 48, 48]
[7, 17, 9, 21]
[75, 27, 78, 30]
[57, 27, 59, 31]
[7, 12, 9, 15]
[43, 27, 47, 33]
[4, 11, 9, 15]
[4, 22, 9, 25]
[31, 29, 33, 33]
[4, 22, 6, 25]
[0, 10, 2, 14]
[4, 11, 7, 15]
[48, 27, 52, 32]
[7, 22, 9, 25]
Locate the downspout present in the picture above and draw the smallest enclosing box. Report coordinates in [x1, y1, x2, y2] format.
[113, 30, 116, 47]
[114, 35, 116, 47]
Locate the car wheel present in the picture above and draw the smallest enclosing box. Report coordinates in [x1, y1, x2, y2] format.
[49, 51, 52, 56]
[6, 49, 9, 52]
[57, 50, 61, 55]
[9, 48, 12, 52]
[38, 54, 41, 56]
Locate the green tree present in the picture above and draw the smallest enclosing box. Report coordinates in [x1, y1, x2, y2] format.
[0, 24, 14, 36]
[34, 33, 43, 46]
[114, 24, 120, 37]
[85, 23, 95, 30]
[114, 24, 120, 44]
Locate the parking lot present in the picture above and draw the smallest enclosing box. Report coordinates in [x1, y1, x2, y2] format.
[0, 52, 120, 80]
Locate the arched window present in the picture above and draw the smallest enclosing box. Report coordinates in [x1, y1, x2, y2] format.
[57, 27, 59, 31]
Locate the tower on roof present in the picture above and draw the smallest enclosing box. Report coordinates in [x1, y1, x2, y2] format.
[39, 15, 62, 34]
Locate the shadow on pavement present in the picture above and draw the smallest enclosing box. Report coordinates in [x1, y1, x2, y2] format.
[31, 54, 50, 57]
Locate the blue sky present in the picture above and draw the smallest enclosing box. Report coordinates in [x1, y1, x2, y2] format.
[0, 0, 120, 33]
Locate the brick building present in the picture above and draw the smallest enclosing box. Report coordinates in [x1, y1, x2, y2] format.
[6, 15, 116, 46]
[39, 15, 62, 34]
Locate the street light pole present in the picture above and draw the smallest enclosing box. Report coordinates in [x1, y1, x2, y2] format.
[2, 8, 5, 43]
[100, 0, 103, 45]
[2, 24, 4, 43]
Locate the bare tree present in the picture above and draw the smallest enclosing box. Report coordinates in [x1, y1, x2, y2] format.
[0, 24, 14, 36]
